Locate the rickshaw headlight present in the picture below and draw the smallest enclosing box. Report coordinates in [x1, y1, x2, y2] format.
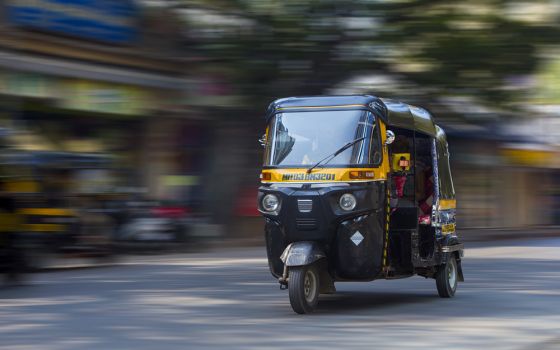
[339, 193, 357, 211]
[262, 194, 280, 212]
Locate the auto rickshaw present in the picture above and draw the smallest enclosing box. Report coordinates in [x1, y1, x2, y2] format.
[0, 151, 115, 269]
[0, 182, 27, 283]
[258, 95, 464, 314]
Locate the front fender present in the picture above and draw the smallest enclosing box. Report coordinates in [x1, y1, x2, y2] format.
[280, 241, 326, 267]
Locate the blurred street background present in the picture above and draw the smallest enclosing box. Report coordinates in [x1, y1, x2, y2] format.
[0, 0, 559, 348]
[1, 237, 560, 350]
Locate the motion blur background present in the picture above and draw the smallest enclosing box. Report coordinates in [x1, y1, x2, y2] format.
[0, 0, 560, 258]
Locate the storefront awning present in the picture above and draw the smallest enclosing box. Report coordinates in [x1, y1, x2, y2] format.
[501, 143, 560, 168]
[0, 50, 184, 90]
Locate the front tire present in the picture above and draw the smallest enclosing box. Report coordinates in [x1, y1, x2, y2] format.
[436, 256, 458, 298]
[289, 265, 320, 314]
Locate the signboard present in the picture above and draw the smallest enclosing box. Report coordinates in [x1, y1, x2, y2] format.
[501, 146, 559, 168]
[58, 80, 153, 115]
[0, 71, 54, 98]
[0, 71, 157, 115]
[184, 75, 245, 108]
[6, 0, 138, 44]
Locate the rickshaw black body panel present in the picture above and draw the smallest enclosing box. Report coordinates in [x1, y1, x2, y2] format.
[260, 181, 387, 280]
[334, 211, 385, 280]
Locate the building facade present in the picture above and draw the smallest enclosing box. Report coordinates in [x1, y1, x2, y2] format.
[0, 0, 202, 205]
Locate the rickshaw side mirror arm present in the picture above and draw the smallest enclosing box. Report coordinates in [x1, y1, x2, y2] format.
[385, 130, 395, 145]
[258, 134, 267, 148]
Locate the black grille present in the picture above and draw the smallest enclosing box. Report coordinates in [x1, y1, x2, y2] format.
[296, 218, 317, 230]
[297, 199, 313, 213]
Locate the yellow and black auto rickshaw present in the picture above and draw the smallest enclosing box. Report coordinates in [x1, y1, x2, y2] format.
[258, 95, 464, 314]
[0, 151, 115, 269]
[0, 184, 27, 282]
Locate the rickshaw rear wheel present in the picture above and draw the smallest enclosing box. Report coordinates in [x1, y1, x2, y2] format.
[436, 256, 458, 298]
[288, 264, 320, 314]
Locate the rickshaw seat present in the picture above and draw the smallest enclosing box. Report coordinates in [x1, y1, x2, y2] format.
[390, 207, 418, 231]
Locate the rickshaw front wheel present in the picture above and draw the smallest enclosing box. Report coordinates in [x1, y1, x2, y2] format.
[289, 264, 320, 314]
[436, 256, 458, 298]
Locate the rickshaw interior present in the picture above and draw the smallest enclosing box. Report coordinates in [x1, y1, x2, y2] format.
[387, 127, 438, 275]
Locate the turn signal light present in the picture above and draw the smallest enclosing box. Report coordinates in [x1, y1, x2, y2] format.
[261, 172, 272, 181]
[349, 171, 375, 179]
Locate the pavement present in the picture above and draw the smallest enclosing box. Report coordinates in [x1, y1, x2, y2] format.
[220, 225, 560, 248]
[32, 226, 560, 270]
[1, 237, 560, 349]
[460, 226, 560, 242]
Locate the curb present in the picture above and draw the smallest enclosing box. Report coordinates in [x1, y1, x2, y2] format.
[460, 228, 560, 242]
[30, 228, 560, 272]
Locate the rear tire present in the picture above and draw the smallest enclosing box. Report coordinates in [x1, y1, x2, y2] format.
[288, 265, 320, 314]
[26, 247, 55, 271]
[436, 256, 458, 298]
[3, 247, 27, 285]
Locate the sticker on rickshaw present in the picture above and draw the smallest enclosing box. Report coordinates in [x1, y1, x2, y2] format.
[441, 223, 456, 234]
[282, 173, 336, 181]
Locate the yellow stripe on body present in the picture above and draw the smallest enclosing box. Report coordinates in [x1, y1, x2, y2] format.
[261, 167, 386, 183]
[438, 199, 457, 210]
[21, 224, 66, 232]
[0, 213, 22, 232]
[18, 208, 76, 216]
[379, 121, 391, 175]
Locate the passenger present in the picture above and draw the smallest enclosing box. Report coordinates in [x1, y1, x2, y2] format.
[390, 135, 411, 209]
[416, 161, 434, 225]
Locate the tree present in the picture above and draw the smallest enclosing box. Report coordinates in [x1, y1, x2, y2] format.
[171, 0, 560, 226]
[177, 0, 560, 111]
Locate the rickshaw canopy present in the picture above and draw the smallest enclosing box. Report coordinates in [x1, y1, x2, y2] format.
[381, 99, 437, 137]
[266, 95, 438, 137]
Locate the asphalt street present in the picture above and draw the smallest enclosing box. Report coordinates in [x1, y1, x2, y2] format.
[1, 238, 559, 350]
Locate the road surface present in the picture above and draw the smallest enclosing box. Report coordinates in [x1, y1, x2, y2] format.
[1, 238, 559, 350]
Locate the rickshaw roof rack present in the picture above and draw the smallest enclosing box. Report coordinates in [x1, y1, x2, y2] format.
[266, 95, 439, 137]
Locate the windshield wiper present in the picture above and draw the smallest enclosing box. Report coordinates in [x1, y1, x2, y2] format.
[306, 136, 366, 174]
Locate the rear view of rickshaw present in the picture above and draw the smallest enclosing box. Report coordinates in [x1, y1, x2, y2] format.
[258, 96, 464, 314]
[0, 151, 115, 270]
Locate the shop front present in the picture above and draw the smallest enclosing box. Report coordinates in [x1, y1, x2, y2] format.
[450, 136, 560, 229]
[0, 70, 176, 194]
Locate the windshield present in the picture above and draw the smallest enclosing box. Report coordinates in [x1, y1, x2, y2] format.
[264, 110, 380, 167]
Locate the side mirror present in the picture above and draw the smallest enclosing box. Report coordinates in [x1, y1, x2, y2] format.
[258, 134, 267, 147]
[385, 130, 395, 145]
